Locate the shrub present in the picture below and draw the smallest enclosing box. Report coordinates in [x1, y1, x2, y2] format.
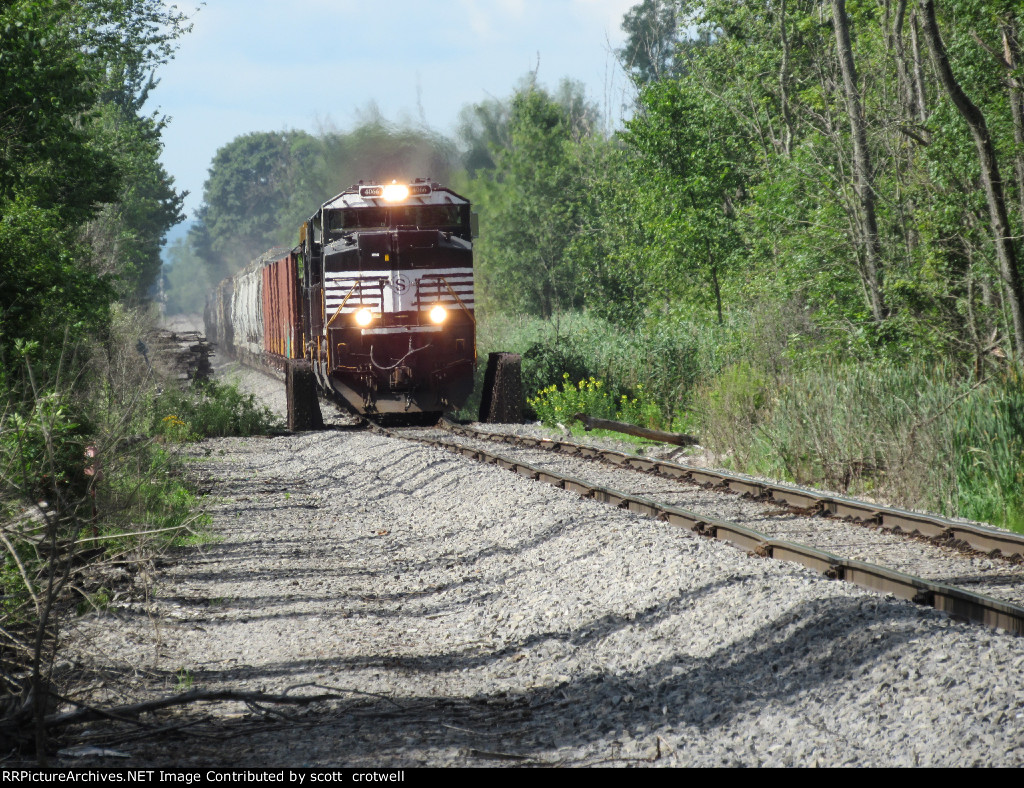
[153, 380, 279, 441]
[529, 374, 616, 427]
[521, 341, 592, 406]
[529, 374, 665, 431]
[467, 310, 737, 423]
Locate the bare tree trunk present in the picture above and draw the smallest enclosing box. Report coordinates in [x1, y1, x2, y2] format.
[830, 0, 888, 323]
[910, 10, 930, 125]
[920, 0, 1024, 358]
[708, 240, 723, 325]
[892, 0, 919, 121]
[1003, 24, 1024, 229]
[779, 0, 795, 157]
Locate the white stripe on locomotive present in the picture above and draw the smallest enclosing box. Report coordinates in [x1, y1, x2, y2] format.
[324, 268, 475, 314]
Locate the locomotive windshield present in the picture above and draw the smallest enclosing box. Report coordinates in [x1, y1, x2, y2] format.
[327, 205, 466, 236]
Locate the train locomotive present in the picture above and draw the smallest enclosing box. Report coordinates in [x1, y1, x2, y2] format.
[205, 179, 476, 420]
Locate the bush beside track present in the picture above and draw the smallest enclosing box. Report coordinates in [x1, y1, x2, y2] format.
[0, 307, 279, 760]
[471, 309, 1024, 534]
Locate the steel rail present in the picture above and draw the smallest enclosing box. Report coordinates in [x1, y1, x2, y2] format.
[440, 421, 1024, 561]
[367, 420, 1024, 635]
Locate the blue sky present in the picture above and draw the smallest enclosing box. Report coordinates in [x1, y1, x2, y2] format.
[155, 0, 639, 219]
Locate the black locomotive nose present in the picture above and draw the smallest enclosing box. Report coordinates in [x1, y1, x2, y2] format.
[207, 180, 476, 419]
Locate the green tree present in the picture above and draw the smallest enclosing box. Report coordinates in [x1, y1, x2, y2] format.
[648, 0, 1024, 362]
[470, 80, 600, 317]
[622, 77, 748, 324]
[85, 103, 185, 300]
[0, 0, 120, 366]
[561, 139, 660, 325]
[0, 0, 120, 221]
[190, 131, 320, 283]
[1, 0, 189, 352]
[618, 0, 684, 83]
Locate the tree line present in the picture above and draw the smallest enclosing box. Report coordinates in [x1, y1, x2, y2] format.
[463, 0, 1024, 367]
[160, 0, 1024, 527]
[1, 0, 188, 368]
[175, 0, 1024, 374]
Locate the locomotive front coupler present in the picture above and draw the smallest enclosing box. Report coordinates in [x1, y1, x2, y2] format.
[390, 365, 414, 391]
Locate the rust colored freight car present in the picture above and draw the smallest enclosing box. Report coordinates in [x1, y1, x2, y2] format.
[261, 251, 302, 362]
[205, 179, 476, 423]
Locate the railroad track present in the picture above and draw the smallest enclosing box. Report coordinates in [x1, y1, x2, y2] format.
[363, 418, 1024, 635]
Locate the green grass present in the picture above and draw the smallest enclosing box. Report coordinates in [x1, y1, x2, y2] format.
[464, 309, 739, 423]
[153, 380, 280, 441]
[469, 309, 1024, 533]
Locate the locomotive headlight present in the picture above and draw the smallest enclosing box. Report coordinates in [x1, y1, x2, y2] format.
[429, 304, 448, 324]
[354, 308, 373, 327]
[382, 183, 410, 202]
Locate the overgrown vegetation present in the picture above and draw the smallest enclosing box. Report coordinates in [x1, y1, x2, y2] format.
[0, 1, 284, 761]
[0, 307, 280, 759]
[474, 307, 1024, 531]
[153, 381, 278, 442]
[529, 375, 663, 433]
[161, 0, 1024, 539]
[451, 0, 1024, 532]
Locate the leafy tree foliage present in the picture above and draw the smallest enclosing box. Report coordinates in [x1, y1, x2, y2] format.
[618, 0, 685, 83]
[608, 0, 1024, 363]
[0, 0, 188, 365]
[86, 103, 186, 300]
[187, 119, 459, 285]
[463, 79, 601, 317]
[0, 1, 120, 222]
[189, 131, 320, 283]
[1, 0, 116, 367]
[621, 77, 749, 324]
[447, 0, 1024, 370]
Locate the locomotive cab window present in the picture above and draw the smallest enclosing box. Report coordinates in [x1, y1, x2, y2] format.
[326, 205, 469, 240]
[389, 205, 464, 231]
[328, 208, 387, 235]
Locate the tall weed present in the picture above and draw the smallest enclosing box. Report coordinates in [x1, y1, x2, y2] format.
[954, 371, 1024, 530]
[153, 380, 279, 441]
[693, 358, 1024, 532]
[469, 309, 737, 421]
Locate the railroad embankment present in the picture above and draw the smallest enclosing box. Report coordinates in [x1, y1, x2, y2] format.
[54, 364, 1024, 767]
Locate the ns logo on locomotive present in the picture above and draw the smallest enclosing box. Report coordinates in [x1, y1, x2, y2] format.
[205, 179, 477, 421]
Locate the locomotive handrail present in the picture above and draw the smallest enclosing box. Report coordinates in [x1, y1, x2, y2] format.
[430, 276, 476, 325]
[325, 283, 358, 328]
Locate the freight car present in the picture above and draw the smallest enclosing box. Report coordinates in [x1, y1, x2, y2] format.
[205, 179, 476, 423]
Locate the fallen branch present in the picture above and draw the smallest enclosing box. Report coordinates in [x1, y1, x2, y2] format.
[44, 687, 381, 730]
[572, 414, 700, 447]
[72, 522, 199, 545]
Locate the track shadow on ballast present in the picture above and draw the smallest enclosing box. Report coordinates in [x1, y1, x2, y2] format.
[62, 586, 939, 766]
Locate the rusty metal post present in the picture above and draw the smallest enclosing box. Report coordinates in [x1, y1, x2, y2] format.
[286, 359, 324, 431]
[478, 352, 522, 424]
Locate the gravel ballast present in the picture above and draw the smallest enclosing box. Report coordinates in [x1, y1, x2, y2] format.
[60, 364, 1024, 767]
[406, 427, 1024, 606]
